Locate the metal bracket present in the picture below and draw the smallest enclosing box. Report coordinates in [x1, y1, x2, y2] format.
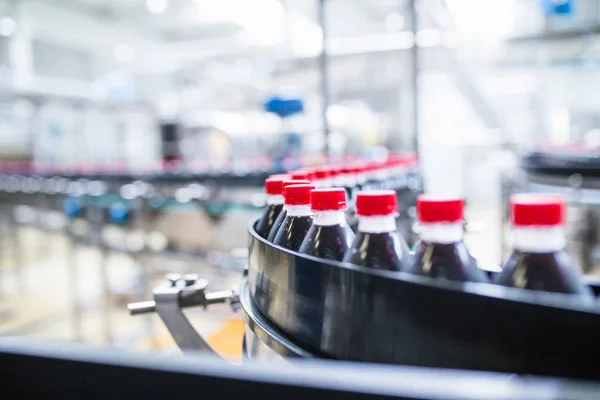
[128, 274, 240, 356]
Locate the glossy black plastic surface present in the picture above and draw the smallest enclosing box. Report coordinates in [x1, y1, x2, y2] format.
[255, 204, 284, 239]
[496, 250, 593, 295]
[248, 219, 600, 379]
[410, 241, 489, 283]
[273, 215, 313, 251]
[299, 223, 354, 261]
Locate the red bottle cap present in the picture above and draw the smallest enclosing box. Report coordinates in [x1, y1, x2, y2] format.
[355, 190, 398, 216]
[350, 162, 368, 175]
[313, 168, 330, 179]
[510, 194, 565, 226]
[311, 188, 347, 211]
[366, 161, 385, 173]
[340, 165, 353, 175]
[417, 195, 464, 223]
[328, 167, 341, 177]
[284, 184, 316, 205]
[282, 179, 311, 190]
[289, 170, 312, 180]
[265, 174, 291, 195]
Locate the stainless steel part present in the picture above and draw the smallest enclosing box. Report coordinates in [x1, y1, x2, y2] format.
[127, 274, 240, 355]
[239, 278, 313, 361]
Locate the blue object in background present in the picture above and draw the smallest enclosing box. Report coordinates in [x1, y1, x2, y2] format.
[264, 96, 304, 118]
[109, 202, 130, 224]
[63, 197, 82, 218]
[541, 0, 574, 15]
[263, 95, 305, 170]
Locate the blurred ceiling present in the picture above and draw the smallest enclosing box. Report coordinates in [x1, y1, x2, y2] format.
[55, 0, 410, 41]
[2, 0, 600, 115]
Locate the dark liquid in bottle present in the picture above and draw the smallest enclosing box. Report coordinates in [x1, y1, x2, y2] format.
[267, 209, 287, 241]
[343, 232, 408, 271]
[255, 204, 283, 239]
[299, 223, 355, 261]
[411, 241, 489, 282]
[496, 250, 592, 295]
[273, 215, 313, 251]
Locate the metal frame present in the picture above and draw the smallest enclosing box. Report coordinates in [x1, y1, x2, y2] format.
[128, 273, 239, 355]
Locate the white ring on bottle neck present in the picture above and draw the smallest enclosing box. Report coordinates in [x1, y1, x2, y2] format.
[419, 222, 463, 244]
[313, 210, 346, 226]
[286, 204, 312, 217]
[267, 194, 284, 205]
[357, 214, 396, 233]
[313, 178, 330, 188]
[511, 225, 566, 253]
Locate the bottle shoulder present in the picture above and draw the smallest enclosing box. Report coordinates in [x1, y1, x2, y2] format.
[299, 224, 355, 260]
[496, 249, 591, 295]
[412, 241, 487, 282]
[343, 231, 409, 271]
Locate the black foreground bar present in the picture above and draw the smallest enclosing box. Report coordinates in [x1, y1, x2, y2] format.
[2, 337, 599, 399]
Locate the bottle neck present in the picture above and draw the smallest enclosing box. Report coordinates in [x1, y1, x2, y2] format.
[313, 210, 346, 226]
[285, 204, 312, 217]
[511, 226, 566, 253]
[358, 214, 396, 233]
[374, 169, 388, 181]
[267, 194, 284, 205]
[419, 222, 463, 244]
[313, 178, 330, 188]
[355, 173, 367, 185]
[330, 176, 344, 187]
[340, 175, 356, 188]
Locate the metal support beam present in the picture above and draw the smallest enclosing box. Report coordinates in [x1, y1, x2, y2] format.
[318, 0, 331, 157]
[409, 0, 419, 155]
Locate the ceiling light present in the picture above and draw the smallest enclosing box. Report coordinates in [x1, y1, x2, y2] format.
[114, 43, 135, 64]
[385, 13, 404, 33]
[146, 0, 168, 15]
[0, 17, 16, 37]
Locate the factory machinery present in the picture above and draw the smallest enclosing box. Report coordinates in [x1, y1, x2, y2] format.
[126, 149, 600, 390]
[4, 151, 600, 399]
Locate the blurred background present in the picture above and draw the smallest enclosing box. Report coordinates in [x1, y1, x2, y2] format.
[0, 0, 599, 360]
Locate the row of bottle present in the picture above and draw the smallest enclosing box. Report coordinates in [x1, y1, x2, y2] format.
[256, 175, 592, 297]
[287, 154, 418, 191]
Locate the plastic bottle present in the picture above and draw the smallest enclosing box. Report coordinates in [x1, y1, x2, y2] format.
[342, 190, 410, 271]
[410, 195, 488, 282]
[299, 188, 355, 261]
[289, 170, 312, 181]
[255, 174, 290, 239]
[496, 194, 592, 296]
[273, 184, 316, 251]
[312, 168, 331, 188]
[339, 166, 357, 192]
[328, 167, 343, 187]
[352, 162, 368, 188]
[267, 179, 311, 241]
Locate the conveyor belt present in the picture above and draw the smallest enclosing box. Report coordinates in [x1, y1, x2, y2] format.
[521, 150, 600, 179]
